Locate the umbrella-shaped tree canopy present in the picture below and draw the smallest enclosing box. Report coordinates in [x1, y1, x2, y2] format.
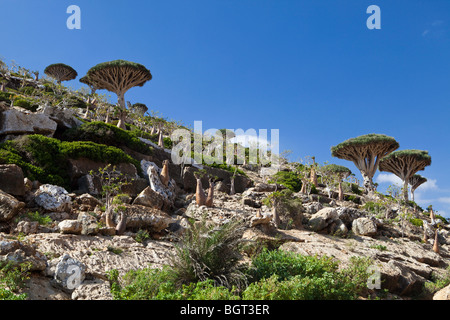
[86, 60, 152, 129]
[131, 103, 148, 116]
[379, 149, 431, 201]
[331, 133, 399, 193]
[44, 63, 77, 84]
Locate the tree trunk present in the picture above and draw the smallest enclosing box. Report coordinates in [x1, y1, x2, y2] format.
[116, 93, 127, 130]
[206, 179, 215, 207]
[158, 131, 164, 148]
[115, 212, 127, 235]
[230, 178, 235, 195]
[402, 180, 409, 202]
[338, 180, 344, 201]
[272, 204, 280, 228]
[83, 105, 89, 119]
[433, 229, 440, 254]
[362, 172, 375, 194]
[196, 178, 206, 206]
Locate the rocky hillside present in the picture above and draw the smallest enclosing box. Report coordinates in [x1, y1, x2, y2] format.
[0, 62, 449, 301]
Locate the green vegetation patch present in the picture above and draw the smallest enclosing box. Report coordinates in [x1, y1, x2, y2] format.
[0, 134, 139, 189]
[64, 121, 153, 156]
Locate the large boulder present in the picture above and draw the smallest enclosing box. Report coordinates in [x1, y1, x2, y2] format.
[0, 190, 25, 222]
[142, 160, 176, 210]
[352, 217, 378, 237]
[39, 105, 83, 129]
[0, 107, 57, 137]
[110, 204, 175, 233]
[307, 207, 338, 232]
[434, 285, 450, 300]
[34, 184, 72, 212]
[0, 238, 47, 271]
[53, 254, 87, 292]
[132, 186, 165, 210]
[0, 164, 25, 196]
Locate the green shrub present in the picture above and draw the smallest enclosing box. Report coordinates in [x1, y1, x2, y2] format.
[63, 121, 153, 156]
[13, 98, 38, 112]
[409, 218, 423, 227]
[108, 266, 178, 300]
[247, 248, 339, 282]
[175, 280, 240, 300]
[364, 201, 385, 214]
[269, 171, 302, 192]
[24, 211, 52, 226]
[0, 261, 30, 300]
[244, 250, 372, 300]
[0, 134, 140, 189]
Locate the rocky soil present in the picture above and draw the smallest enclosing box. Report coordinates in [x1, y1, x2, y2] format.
[0, 98, 448, 300]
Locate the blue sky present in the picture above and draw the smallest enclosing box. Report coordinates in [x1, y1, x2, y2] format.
[1, 0, 450, 217]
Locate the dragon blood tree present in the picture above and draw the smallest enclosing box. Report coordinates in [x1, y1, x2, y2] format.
[379, 150, 431, 201]
[86, 60, 152, 130]
[331, 134, 399, 194]
[79, 76, 98, 95]
[322, 164, 352, 201]
[409, 174, 427, 203]
[44, 63, 77, 84]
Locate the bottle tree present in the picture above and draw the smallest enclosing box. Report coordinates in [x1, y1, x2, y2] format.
[86, 60, 152, 130]
[379, 150, 431, 201]
[331, 134, 399, 194]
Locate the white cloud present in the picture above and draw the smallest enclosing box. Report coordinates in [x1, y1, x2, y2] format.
[419, 178, 438, 191]
[375, 173, 403, 186]
[437, 197, 450, 204]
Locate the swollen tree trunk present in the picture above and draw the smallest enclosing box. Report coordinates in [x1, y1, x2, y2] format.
[361, 172, 375, 194]
[205, 179, 215, 208]
[116, 212, 127, 235]
[195, 178, 206, 206]
[433, 229, 440, 254]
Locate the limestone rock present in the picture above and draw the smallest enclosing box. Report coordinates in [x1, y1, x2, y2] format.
[110, 204, 175, 233]
[54, 254, 87, 292]
[15, 221, 39, 234]
[433, 284, 450, 300]
[0, 190, 25, 222]
[34, 184, 72, 212]
[352, 217, 377, 236]
[0, 164, 25, 196]
[132, 186, 165, 210]
[308, 207, 338, 231]
[77, 212, 99, 235]
[71, 279, 113, 300]
[58, 220, 82, 234]
[0, 239, 47, 271]
[73, 193, 102, 212]
[0, 108, 57, 136]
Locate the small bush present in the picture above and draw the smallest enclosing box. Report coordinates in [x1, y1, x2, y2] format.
[247, 248, 339, 282]
[13, 98, 38, 112]
[170, 219, 247, 289]
[409, 218, 423, 227]
[0, 261, 30, 300]
[269, 171, 302, 192]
